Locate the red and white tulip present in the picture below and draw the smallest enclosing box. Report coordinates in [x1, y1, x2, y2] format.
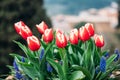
[20, 26, 33, 40]
[36, 21, 48, 34]
[94, 34, 104, 48]
[85, 23, 94, 37]
[14, 21, 25, 34]
[27, 35, 40, 51]
[56, 31, 67, 48]
[69, 28, 78, 45]
[43, 28, 54, 43]
[78, 26, 90, 42]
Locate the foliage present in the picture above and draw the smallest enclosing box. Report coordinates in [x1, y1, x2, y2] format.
[10, 21, 120, 80]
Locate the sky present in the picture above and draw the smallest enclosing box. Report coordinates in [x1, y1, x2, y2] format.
[44, 0, 114, 16]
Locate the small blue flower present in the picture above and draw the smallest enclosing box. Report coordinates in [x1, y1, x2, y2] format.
[104, 52, 109, 58]
[13, 60, 19, 71]
[21, 57, 25, 62]
[15, 71, 23, 79]
[114, 48, 120, 62]
[100, 56, 106, 72]
[39, 48, 44, 60]
[47, 62, 53, 72]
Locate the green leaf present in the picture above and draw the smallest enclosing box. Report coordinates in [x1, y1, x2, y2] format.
[17, 60, 42, 80]
[13, 40, 35, 58]
[71, 44, 84, 55]
[40, 39, 47, 48]
[46, 57, 66, 80]
[106, 54, 117, 69]
[69, 71, 85, 80]
[10, 53, 24, 60]
[52, 78, 60, 80]
[72, 65, 92, 80]
[40, 43, 53, 71]
[94, 47, 101, 66]
[70, 53, 79, 64]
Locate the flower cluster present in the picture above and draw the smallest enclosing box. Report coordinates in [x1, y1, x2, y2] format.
[11, 21, 120, 80]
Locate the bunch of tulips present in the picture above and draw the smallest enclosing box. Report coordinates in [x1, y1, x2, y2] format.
[10, 21, 120, 80]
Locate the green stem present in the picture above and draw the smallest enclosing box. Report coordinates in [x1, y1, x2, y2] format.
[95, 72, 101, 80]
[59, 48, 68, 80]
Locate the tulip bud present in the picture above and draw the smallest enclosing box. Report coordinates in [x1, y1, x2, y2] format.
[14, 21, 25, 34]
[36, 21, 48, 34]
[20, 26, 33, 40]
[85, 23, 94, 37]
[27, 35, 40, 51]
[56, 31, 67, 48]
[94, 34, 104, 48]
[43, 29, 54, 43]
[78, 26, 90, 42]
[69, 29, 78, 45]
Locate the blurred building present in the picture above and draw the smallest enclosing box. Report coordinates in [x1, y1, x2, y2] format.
[51, 3, 120, 51]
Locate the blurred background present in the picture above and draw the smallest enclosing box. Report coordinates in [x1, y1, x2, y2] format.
[0, 0, 120, 78]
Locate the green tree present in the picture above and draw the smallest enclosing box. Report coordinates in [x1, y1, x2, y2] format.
[0, 0, 52, 76]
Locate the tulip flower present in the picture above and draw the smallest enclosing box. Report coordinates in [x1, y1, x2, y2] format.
[14, 21, 25, 34]
[78, 26, 90, 42]
[69, 28, 78, 45]
[19, 26, 33, 40]
[85, 23, 94, 37]
[27, 35, 40, 51]
[36, 21, 48, 34]
[56, 31, 67, 48]
[94, 34, 104, 48]
[43, 29, 54, 43]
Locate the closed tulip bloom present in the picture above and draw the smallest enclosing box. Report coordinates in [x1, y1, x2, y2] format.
[78, 26, 90, 42]
[14, 21, 25, 34]
[20, 26, 33, 40]
[27, 35, 40, 51]
[94, 34, 104, 48]
[43, 29, 54, 43]
[56, 31, 67, 48]
[69, 28, 78, 45]
[85, 23, 94, 37]
[36, 21, 48, 34]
